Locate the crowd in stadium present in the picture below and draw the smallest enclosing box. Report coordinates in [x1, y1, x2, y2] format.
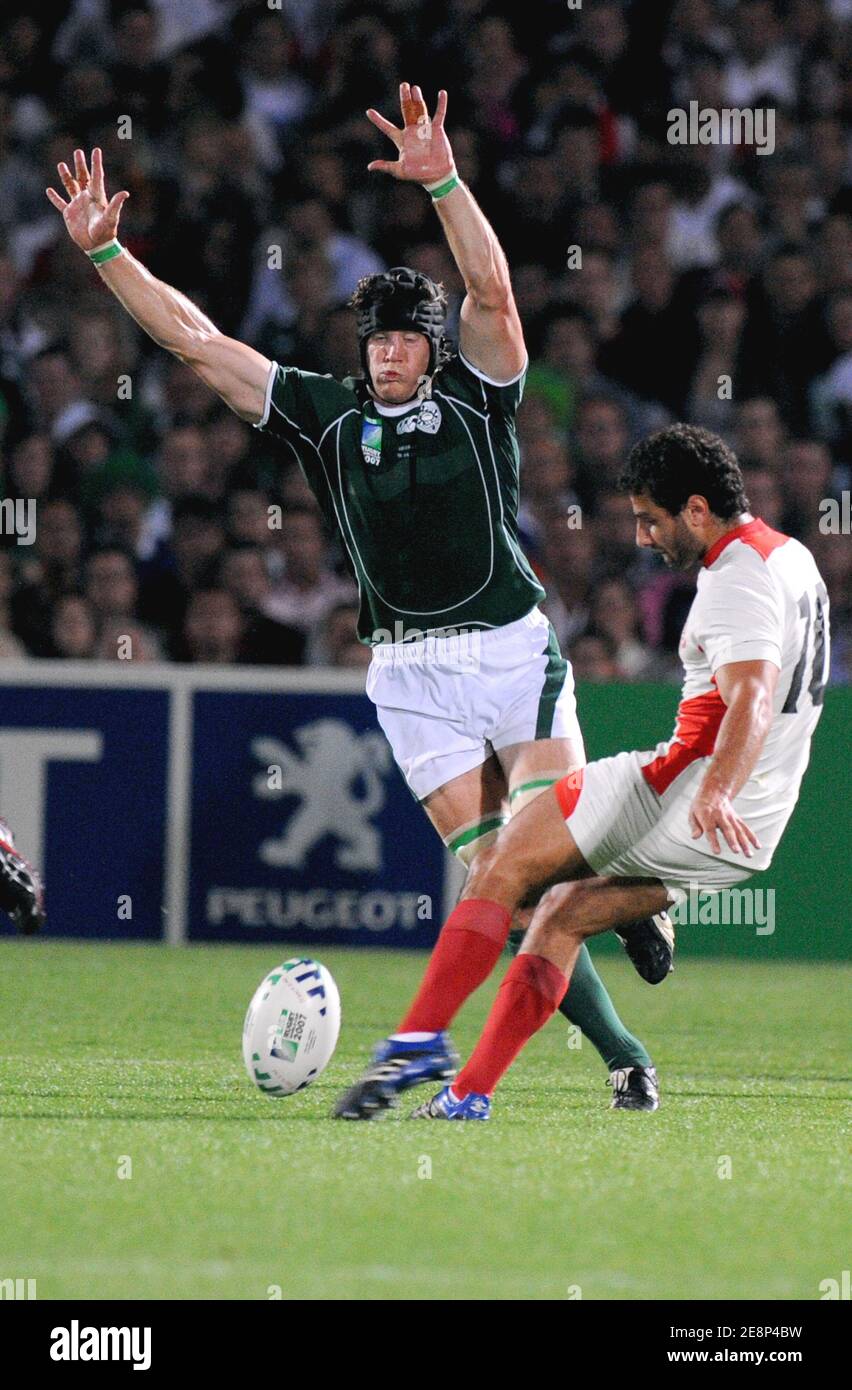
[0, 0, 849, 681]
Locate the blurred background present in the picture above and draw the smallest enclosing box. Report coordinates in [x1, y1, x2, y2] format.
[0, 0, 849, 681]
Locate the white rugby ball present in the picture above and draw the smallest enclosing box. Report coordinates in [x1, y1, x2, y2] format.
[243, 958, 341, 1096]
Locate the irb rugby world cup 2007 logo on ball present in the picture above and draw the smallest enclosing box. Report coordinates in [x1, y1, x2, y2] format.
[243, 958, 341, 1095]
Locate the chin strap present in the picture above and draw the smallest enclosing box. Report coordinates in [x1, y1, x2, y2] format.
[362, 375, 434, 408]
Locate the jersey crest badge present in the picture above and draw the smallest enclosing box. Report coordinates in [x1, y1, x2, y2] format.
[417, 400, 442, 433]
[396, 401, 442, 435]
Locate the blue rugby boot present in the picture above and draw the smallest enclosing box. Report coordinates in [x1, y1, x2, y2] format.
[333, 1031, 459, 1119]
[411, 1085, 490, 1120]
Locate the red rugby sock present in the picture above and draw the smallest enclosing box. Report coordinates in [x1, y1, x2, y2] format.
[454, 953, 568, 1098]
[397, 898, 513, 1033]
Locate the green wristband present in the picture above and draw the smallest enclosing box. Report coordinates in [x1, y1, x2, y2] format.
[88, 240, 124, 266]
[428, 173, 460, 202]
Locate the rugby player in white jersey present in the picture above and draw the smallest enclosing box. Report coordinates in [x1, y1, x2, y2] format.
[407, 424, 830, 1118]
[46, 85, 670, 1119]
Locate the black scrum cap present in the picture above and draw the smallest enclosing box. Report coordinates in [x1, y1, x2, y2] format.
[354, 266, 447, 384]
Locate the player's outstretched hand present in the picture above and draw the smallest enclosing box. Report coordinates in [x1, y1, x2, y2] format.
[366, 82, 455, 185]
[689, 789, 761, 857]
[45, 148, 129, 252]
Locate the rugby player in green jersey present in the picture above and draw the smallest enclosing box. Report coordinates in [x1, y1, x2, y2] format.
[47, 84, 671, 1118]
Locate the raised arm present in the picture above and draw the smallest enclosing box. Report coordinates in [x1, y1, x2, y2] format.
[366, 84, 526, 383]
[46, 148, 271, 423]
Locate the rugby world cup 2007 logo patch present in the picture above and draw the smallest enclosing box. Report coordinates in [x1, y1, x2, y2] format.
[361, 417, 382, 465]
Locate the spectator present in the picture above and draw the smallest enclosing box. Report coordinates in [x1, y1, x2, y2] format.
[568, 632, 620, 682]
[734, 397, 787, 470]
[12, 497, 84, 654]
[236, 10, 312, 171]
[84, 545, 139, 624]
[204, 407, 254, 489]
[538, 515, 596, 651]
[226, 488, 274, 549]
[601, 246, 696, 414]
[781, 439, 836, 538]
[810, 289, 852, 456]
[264, 507, 356, 639]
[530, 307, 666, 439]
[566, 247, 623, 349]
[593, 489, 649, 584]
[96, 616, 163, 662]
[309, 600, 360, 666]
[741, 467, 786, 530]
[737, 245, 828, 433]
[139, 423, 213, 558]
[587, 577, 655, 680]
[573, 394, 631, 509]
[517, 433, 579, 555]
[138, 496, 225, 648]
[96, 479, 151, 557]
[5, 433, 56, 503]
[28, 345, 97, 446]
[218, 544, 305, 666]
[242, 197, 383, 348]
[685, 285, 746, 434]
[49, 591, 98, 659]
[0, 551, 27, 661]
[181, 587, 244, 664]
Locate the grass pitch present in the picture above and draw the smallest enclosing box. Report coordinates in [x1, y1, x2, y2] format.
[0, 941, 848, 1301]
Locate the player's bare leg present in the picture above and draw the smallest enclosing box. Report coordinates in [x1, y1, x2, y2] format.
[422, 752, 509, 867]
[412, 794, 671, 1118]
[499, 738, 674, 983]
[500, 737, 662, 1078]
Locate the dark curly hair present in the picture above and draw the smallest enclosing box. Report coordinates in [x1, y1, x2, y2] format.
[619, 424, 749, 519]
[347, 270, 448, 319]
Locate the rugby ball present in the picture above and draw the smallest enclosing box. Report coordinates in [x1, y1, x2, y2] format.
[243, 958, 341, 1096]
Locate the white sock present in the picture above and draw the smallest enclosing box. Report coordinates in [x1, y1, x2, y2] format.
[389, 1031, 438, 1043]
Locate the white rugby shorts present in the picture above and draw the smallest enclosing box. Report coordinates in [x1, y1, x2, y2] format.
[555, 751, 755, 906]
[366, 607, 583, 800]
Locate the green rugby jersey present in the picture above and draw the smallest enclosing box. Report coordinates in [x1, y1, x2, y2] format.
[255, 351, 545, 643]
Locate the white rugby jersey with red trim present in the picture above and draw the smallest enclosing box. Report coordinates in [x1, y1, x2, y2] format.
[639, 518, 829, 868]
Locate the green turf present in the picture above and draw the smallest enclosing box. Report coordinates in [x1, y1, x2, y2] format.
[0, 941, 848, 1301]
